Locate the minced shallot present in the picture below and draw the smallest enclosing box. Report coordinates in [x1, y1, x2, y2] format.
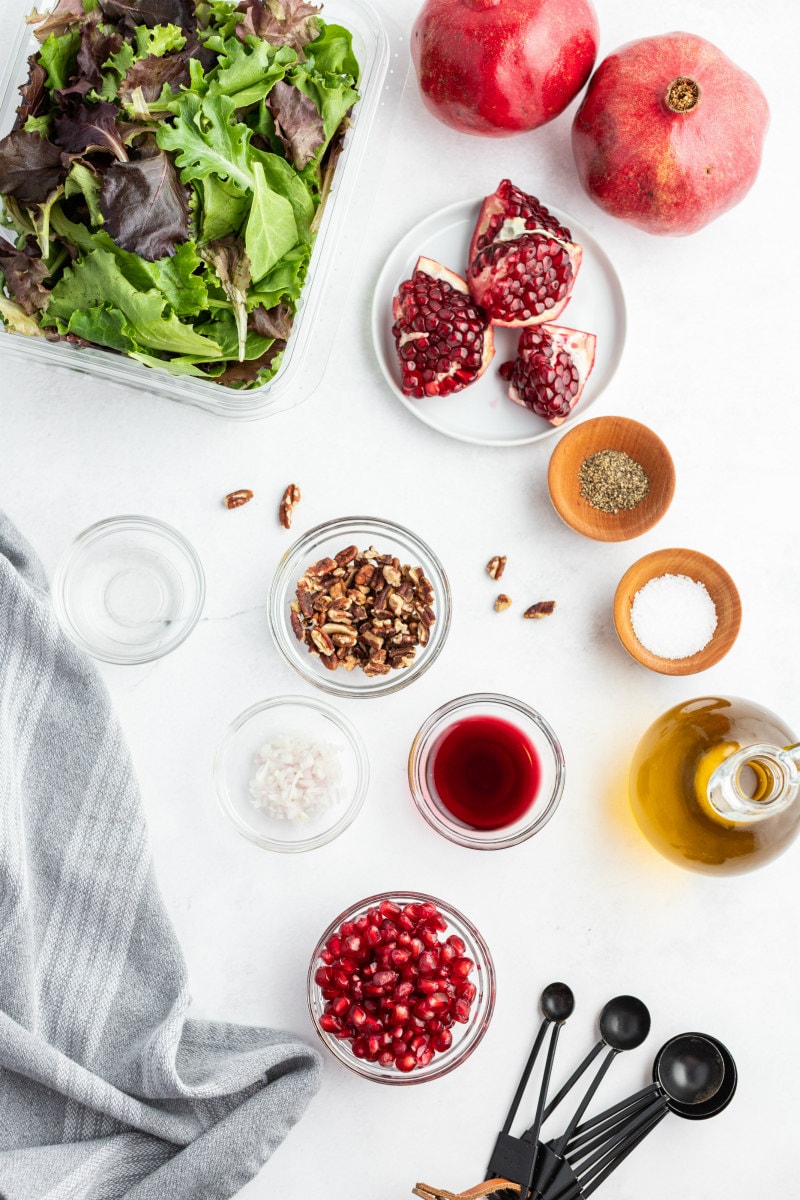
[249, 733, 343, 822]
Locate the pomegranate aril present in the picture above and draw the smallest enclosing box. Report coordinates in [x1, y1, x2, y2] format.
[365, 925, 382, 948]
[340, 921, 355, 938]
[395, 1053, 417, 1073]
[417, 1046, 435, 1068]
[458, 981, 478, 1004]
[343, 935, 363, 956]
[378, 1050, 395, 1067]
[452, 957, 475, 978]
[319, 1014, 342, 1034]
[331, 997, 349, 1017]
[392, 1039, 408, 1056]
[352, 1038, 368, 1058]
[454, 999, 472, 1023]
[418, 951, 439, 975]
[394, 981, 414, 1000]
[447, 935, 466, 955]
[379, 900, 401, 920]
[428, 992, 450, 1013]
[326, 935, 342, 956]
[349, 1004, 367, 1027]
[390, 948, 411, 967]
[432, 1029, 453, 1052]
[314, 966, 331, 986]
[392, 1004, 411, 1024]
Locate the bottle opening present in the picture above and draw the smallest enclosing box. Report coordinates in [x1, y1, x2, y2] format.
[736, 759, 777, 803]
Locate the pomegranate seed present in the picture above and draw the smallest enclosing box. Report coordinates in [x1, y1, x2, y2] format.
[319, 1014, 342, 1034]
[326, 935, 342, 956]
[446, 935, 466, 955]
[458, 981, 478, 1004]
[418, 951, 439, 975]
[366, 907, 381, 926]
[391, 1039, 408, 1056]
[395, 1053, 417, 1073]
[390, 948, 410, 967]
[319, 949, 335, 965]
[343, 935, 363, 956]
[365, 925, 382, 948]
[452, 957, 475, 978]
[454, 999, 472, 1023]
[373, 970, 397, 989]
[392, 1004, 410, 1024]
[417, 1047, 435, 1068]
[432, 1029, 453, 1052]
[429, 992, 450, 1012]
[349, 1004, 367, 1027]
[379, 900, 401, 920]
[420, 927, 440, 948]
[314, 966, 331, 986]
[331, 997, 349, 1017]
[340, 921, 355, 938]
[394, 981, 414, 1000]
[378, 1050, 394, 1067]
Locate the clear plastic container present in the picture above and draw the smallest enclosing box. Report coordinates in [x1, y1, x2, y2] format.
[0, 0, 393, 418]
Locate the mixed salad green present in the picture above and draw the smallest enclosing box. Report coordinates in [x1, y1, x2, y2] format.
[0, 0, 361, 387]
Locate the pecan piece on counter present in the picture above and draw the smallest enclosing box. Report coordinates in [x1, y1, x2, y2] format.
[494, 594, 512, 612]
[291, 545, 436, 677]
[279, 483, 301, 529]
[523, 601, 556, 619]
[486, 554, 507, 580]
[224, 488, 254, 509]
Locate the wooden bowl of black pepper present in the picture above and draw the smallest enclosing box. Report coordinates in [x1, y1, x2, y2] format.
[547, 416, 676, 542]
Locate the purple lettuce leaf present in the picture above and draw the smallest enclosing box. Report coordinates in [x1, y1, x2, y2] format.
[234, 0, 321, 50]
[267, 79, 324, 169]
[249, 301, 292, 340]
[99, 146, 191, 260]
[0, 130, 68, 204]
[28, 0, 85, 42]
[53, 98, 133, 162]
[15, 56, 49, 130]
[216, 341, 284, 385]
[0, 236, 51, 314]
[77, 13, 125, 89]
[119, 50, 193, 105]
[97, 0, 195, 30]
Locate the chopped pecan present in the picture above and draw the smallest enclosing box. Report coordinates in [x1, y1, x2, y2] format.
[290, 544, 436, 678]
[524, 600, 556, 619]
[224, 488, 254, 509]
[279, 483, 301, 529]
[487, 555, 507, 580]
[495, 594, 512, 612]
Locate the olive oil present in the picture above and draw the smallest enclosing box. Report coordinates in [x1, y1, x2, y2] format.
[629, 696, 800, 874]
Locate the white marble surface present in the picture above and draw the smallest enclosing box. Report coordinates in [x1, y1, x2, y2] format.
[2, 1, 800, 1197]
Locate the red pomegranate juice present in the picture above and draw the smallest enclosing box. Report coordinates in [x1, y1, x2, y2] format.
[429, 715, 540, 830]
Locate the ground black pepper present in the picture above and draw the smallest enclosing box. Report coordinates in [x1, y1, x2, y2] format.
[579, 449, 650, 513]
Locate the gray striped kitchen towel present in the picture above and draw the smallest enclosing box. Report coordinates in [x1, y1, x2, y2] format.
[0, 513, 322, 1199]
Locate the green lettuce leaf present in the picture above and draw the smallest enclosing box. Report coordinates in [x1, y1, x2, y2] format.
[197, 174, 249, 242]
[135, 23, 186, 56]
[244, 160, 298, 281]
[207, 36, 295, 107]
[46, 244, 221, 355]
[39, 29, 81, 90]
[157, 93, 254, 191]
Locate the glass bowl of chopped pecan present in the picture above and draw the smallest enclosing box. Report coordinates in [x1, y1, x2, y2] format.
[268, 516, 452, 697]
[308, 891, 495, 1083]
[213, 696, 369, 853]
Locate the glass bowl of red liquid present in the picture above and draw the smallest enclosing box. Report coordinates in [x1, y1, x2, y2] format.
[307, 891, 495, 1084]
[408, 693, 566, 850]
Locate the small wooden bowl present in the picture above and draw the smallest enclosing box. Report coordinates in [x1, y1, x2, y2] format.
[613, 548, 742, 675]
[547, 416, 675, 541]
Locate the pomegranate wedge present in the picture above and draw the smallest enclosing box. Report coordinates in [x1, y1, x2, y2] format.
[392, 256, 495, 397]
[500, 324, 597, 425]
[468, 180, 582, 327]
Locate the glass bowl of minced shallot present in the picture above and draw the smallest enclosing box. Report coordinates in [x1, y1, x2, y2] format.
[213, 696, 369, 852]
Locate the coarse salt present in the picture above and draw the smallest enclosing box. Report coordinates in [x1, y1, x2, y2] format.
[249, 733, 344, 822]
[630, 573, 717, 659]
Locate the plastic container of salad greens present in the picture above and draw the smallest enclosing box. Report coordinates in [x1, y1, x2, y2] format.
[0, 0, 391, 418]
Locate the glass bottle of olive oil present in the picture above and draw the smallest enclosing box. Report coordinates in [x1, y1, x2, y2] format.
[630, 697, 800, 874]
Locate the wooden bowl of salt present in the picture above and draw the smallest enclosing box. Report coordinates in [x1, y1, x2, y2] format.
[613, 548, 742, 675]
[547, 416, 675, 542]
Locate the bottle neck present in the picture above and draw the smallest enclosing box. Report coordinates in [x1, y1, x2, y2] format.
[707, 743, 800, 823]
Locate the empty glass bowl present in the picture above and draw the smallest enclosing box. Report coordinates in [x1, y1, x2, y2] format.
[408, 693, 566, 850]
[308, 891, 495, 1084]
[52, 515, 205, 664]
[214, 695, 369, 853]
[268, 516, 451, 698]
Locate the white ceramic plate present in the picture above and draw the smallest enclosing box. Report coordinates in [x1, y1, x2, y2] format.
[372, 199, 626, 447]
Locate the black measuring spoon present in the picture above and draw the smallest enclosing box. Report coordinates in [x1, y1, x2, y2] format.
[537, 995, 652, 1124]
[543, 1032, 736, 1200]
[486, 983, 575, 1189]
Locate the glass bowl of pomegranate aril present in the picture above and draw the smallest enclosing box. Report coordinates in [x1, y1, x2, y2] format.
[409, 693, 565, 850]
[308, 892, 495, 1084]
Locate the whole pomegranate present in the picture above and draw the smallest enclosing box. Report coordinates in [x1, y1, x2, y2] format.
[571, 33, 769, 235]
[411, 0, 600, 137]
